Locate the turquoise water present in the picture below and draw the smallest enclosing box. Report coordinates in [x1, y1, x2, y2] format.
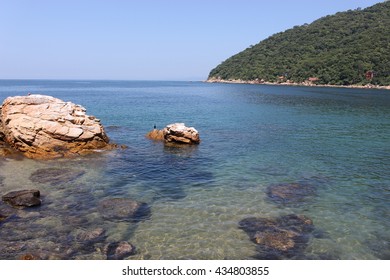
[0, 80, 389, 259]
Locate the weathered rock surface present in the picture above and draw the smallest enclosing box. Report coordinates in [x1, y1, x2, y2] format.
[104, 241, 136, 260]
[0, 94, 112, 159]
[98, 198, 151, 221]
[163, 123, 200, 144]
[239, 214, 315, 259]
[2, 189, 41, 208]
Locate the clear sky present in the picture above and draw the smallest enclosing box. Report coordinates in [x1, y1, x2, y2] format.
[0, 0, 384, 80]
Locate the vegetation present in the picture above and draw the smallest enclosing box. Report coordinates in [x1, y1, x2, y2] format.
[208, 1, 390, 86]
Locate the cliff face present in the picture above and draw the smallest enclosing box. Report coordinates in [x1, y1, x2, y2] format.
[208, 2, 390, 86]
[0, 94, 113, 159]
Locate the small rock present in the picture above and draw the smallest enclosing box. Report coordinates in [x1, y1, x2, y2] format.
[145, 129, 165, 141]
[2, 189, 41, 208]
[105, 241, 136, 260]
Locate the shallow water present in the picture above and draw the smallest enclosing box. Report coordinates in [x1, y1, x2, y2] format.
[0, 80, 389, 259]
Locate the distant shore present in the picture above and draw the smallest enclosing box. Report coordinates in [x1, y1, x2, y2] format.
[206, 78, 390, 91]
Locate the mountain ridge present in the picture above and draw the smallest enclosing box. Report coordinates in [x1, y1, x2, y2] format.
[208, 2, 390, 87]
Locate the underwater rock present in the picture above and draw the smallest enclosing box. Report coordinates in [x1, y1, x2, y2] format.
[2, 189, 41, 208]
[163, 123, 200, 144]
[104, 241, 136, 260]
[30, 167, 85, 184]
[0, 94, 114, 159]
[76, 228, 106, 243]
[239, 214, 315, 259]
[266, 181, 317, 205]
[98, 198, 150, 221]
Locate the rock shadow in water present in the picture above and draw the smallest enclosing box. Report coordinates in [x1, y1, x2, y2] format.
[98, 198, 151, 222]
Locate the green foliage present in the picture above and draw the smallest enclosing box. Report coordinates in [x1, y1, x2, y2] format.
[208, 2, 390, 86]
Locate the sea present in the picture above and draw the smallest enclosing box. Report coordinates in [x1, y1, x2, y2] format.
[0, 80, 389, 260]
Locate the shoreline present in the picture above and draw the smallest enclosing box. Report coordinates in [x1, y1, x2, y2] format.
[205, 78, 390, 91]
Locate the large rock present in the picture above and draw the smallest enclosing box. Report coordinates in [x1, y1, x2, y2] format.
[2, 189, 41, 208]
[163, 123, 200, 144]
[0, 94, 113, 159]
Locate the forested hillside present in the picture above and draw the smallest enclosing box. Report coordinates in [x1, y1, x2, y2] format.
[208, 1, 390, 86]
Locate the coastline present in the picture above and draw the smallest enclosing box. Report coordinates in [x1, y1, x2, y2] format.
[206, 78, 390, 91]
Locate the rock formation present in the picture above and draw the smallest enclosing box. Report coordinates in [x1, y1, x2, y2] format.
[0, 94, 113, 159]
[146, 123, 200, 144]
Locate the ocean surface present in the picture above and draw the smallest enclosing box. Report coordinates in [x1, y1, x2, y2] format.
[0, 80, 389, 260]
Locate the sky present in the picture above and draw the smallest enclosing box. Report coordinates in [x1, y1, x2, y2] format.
[0, 0, 384, 80]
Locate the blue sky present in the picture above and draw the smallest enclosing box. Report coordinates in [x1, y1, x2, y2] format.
[0, 0, 383, 80]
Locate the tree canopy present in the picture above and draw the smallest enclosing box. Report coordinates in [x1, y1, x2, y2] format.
[208, 2, 390, 86]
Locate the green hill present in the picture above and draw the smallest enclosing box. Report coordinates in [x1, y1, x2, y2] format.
[208, 1, 390, 86]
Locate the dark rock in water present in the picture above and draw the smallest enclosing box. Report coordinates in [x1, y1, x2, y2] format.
[76, 228, 106, 243]
[30, 167, 85, 184]
[2, 189, 41, 208]
[266, 181, 317, 205]
[239, 214, 315, 259]
[105, 241, 136, 260]
[0, 212, 7, 222]
[98, 198, 151, 222]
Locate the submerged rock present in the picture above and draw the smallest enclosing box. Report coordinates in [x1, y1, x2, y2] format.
[239, 214, 315, 259]
[104, 241, 136, 260]
[30, 167, 85, 185]
[163, 123, 200, 144]
[2, 189, 41, 208]
[0, 94, 114, 159]
[266, 181, 317, 205]
[98, 198, 150, 222]
[76, 228, 106, 243]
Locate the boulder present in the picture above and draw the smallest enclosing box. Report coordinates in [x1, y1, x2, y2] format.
[2, 189, 41, 208]
[145, 129, 164, 141]
[98, 198, 151, 222]
[0, 94, 113, 159]
[162, 123, 200, 144]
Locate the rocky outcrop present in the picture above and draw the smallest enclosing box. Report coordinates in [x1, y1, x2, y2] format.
[163, 123, 200, 144]
[0, 94, 113, 159]
[146, 123, 200, 144]
[2, 189, 41, 208]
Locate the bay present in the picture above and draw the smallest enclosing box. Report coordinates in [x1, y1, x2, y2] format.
[0, 80, 389, 259]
